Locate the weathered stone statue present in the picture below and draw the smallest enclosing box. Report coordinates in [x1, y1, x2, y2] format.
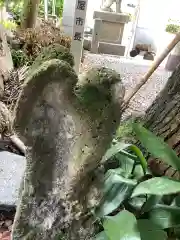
[101, 0, 122, 13]
[11, 55, 125, 239]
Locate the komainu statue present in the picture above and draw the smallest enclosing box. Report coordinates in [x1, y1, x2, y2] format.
[101, 0, 122, 13]
[11, 50, 125, 239]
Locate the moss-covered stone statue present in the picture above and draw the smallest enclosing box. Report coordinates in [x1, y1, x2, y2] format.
[11, 53, 125, 239]
[31, 43, 74, 70]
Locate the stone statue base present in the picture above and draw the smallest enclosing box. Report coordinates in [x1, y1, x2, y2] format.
[90, 11, 130, 55]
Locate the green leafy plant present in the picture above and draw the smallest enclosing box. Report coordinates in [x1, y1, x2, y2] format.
[0, 20, 17, 30]
[93, 123, 180, 239]
[39, 0, 64, 18]
[165, 24, 180, 34]
[11, 49, 30, 68]
[14, 23, 71, 65]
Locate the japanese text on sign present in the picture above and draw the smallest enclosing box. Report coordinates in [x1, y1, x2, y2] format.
[74, 32, 82, 41]
[73, 0, 87, 41]
[76, 17, 84, 26]
[76, 0, 86, 10]
[71, 0, 88, 73]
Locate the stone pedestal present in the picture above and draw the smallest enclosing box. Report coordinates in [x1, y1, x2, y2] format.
[91, 11, 130, 55]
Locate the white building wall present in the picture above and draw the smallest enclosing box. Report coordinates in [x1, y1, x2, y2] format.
[133, 0, 180, 59]
[85, 0, 102, 28]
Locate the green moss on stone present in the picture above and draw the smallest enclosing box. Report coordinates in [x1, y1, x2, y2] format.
[75, 67, 121, 107]
[78, 67, 121, 86]
[14, 59, 78, 135]
[31, 43, 74, 71]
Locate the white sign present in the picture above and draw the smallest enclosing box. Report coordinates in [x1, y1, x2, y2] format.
[71, 0, 88, 74]
[44, 0, 48, 20]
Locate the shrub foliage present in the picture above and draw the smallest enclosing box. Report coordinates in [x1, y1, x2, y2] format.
[92, 123, 180, 239]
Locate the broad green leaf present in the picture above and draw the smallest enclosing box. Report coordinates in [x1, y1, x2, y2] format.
[95, 173, 136, 217]
[173, 227, 180, 238]
[149, 204, 180, 229]
[171, 194, 180, 207]
[131, 177, 180, 198]
[104, 171, 137, 192]
[133, 164, 145, 179]
[105, 168, 126, 177]
[137, 219, 167, 240]
[117, 154, 134, 178]
[117, 154, 144, 179]
[95, 232, 109, 240]
[141, 195, 161, 213]
[103, 210, 140, 240]
[118, 150, 138, 161]
[102, 143, 134, 162]
[133, 123, 180, 170]
[102, 142, 147, 174]
[128, 197, 146, 211]
[128, 145, 147, 174]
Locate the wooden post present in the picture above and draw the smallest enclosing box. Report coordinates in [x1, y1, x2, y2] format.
[70, 0, 88, 74]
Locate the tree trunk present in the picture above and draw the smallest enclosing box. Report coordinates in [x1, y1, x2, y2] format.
[21, 0, 40, 28]
[143, 64, 180, 178]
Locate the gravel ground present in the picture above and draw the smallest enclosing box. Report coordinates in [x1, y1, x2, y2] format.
[80, 53, 171, 119]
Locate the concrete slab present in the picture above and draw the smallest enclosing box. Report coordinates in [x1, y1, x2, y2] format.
[0, 151, 25, 206]
[99, 42, 125, 56]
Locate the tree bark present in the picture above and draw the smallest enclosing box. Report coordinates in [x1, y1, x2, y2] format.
[21, 0, 40, 28]
[143, 64, 180, 178]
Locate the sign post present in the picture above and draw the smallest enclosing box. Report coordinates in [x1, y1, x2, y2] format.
[44, 0, 48, 20]
[70, 0, 88, 74]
